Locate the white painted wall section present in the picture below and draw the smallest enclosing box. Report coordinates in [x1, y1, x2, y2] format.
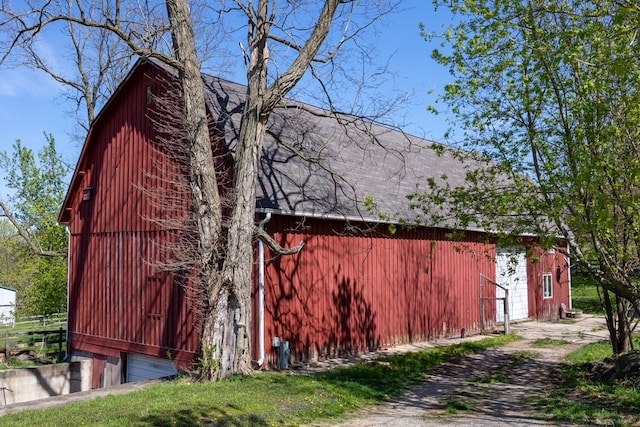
[496, 247, 529, 322]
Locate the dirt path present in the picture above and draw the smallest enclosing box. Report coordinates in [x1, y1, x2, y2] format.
[310, 315, 610, 427]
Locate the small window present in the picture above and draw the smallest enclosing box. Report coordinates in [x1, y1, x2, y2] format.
[543, 273, 553, 299]
[547, 247, 555, 254]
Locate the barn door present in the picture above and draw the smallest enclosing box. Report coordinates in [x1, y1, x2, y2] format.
[496, 247, 529, 322]
[126, 353, 177, 383]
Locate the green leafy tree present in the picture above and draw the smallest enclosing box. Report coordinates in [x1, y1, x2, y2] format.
[418, 0, 640, 353]
[0, 220, 27, 318]
[0, 134, 70, 316]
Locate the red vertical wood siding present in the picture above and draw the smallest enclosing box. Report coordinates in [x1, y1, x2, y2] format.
[527, 245, 571, 320]
[65, 63, 201, 368]
[254, 215, 497, 364]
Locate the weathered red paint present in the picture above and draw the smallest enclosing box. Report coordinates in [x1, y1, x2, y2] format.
[527, 245, 572, 320]
[253, 215, 498, 365]
[61, 62, 201, 370]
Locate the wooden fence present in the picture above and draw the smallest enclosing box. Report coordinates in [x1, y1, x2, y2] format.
[0, 313, 67, 361]
[9, 313, 67, 329]
[2, 328, 66, 359]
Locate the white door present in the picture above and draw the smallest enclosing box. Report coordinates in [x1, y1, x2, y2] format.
[126, 353, 178, 383]
[496, 247, 529, 322]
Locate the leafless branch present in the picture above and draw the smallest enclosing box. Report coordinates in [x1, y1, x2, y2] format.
[253, 225, 304, 255]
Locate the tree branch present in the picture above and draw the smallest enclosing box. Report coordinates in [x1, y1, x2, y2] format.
[253, 225, 304, 255]
[0, 199, 63, 257]
[263, 0, 341, 112]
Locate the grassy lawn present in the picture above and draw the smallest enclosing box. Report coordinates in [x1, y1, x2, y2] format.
[0, 335, 517, 427]
[531, 272, 640, 426]
[533, 338, 640, 427]
[534, 274, 640, 426]
[570, 274, 604, 314]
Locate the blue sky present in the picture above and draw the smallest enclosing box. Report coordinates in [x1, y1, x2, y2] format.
[0, 2, 455, 195]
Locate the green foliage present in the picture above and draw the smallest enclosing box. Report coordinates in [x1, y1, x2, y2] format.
[0, 134, 70, 316]
[20, 256, 68, 316]
[0, 135, 69, 251]
[0, 220, 29, 299]
[419, 0, 640, 351]
[571, 273, 605, 314]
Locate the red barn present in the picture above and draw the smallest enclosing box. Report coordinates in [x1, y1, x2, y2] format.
[58, 58, 572, 388]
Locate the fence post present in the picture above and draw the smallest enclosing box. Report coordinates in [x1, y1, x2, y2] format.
[4, 331, 9, 358]
[58, 327, 63, 356]
[504, 288, 510, 335]
[479, 275, 484, 331]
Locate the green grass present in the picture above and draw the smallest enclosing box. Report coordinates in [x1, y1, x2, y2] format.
[565, 335, 640, 365]
[532, 339, 640, 427]
[468, 374, 508, 385]
[0, 355, 59, 370]
[445, 394, 475, 414]
[571, 274, 604, 314]
[531, 338, 570, 348]
[0, 314, 66, 333]
[0, 315, 67, 368]
[510, 350, 540, 362]
[0, 331, 65, 369]
[0, 335, 518, 427]
[564, 340, 614, 364]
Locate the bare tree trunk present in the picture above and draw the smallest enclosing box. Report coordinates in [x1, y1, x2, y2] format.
[167, 0, 344, 380]
[211, 0, 273, 379]
[165, 0, 225, 379]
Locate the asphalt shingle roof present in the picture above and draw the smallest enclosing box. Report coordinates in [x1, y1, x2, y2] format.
[200, 71, 472, 224]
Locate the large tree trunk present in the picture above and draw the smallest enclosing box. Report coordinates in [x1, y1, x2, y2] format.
[211, 0, 272, 379]
[207, 0, 342, 379]
[615, 297, 632, 354]
[167, 0, 342, 380]
[165, 0, 224, 379]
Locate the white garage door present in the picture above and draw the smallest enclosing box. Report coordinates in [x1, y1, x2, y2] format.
[496, 247, 529, 322]
[127, 353, 178, 383]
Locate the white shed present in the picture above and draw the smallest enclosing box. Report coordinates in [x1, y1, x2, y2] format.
[0, 286, 16, 326]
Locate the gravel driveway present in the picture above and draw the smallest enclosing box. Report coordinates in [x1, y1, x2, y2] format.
[307, 315, 610, 427]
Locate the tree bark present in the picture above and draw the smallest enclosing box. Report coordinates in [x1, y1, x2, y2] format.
[165, 0, 224, 379]
[615, 297, 632, 354]
[168, 0, 343, 380]
[211, 0, 273, 379]
[210, 0, 342, 379]
[602, 287, 632, 355]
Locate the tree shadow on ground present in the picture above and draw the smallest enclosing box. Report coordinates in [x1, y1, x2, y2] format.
[139, 407, 269, 426]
